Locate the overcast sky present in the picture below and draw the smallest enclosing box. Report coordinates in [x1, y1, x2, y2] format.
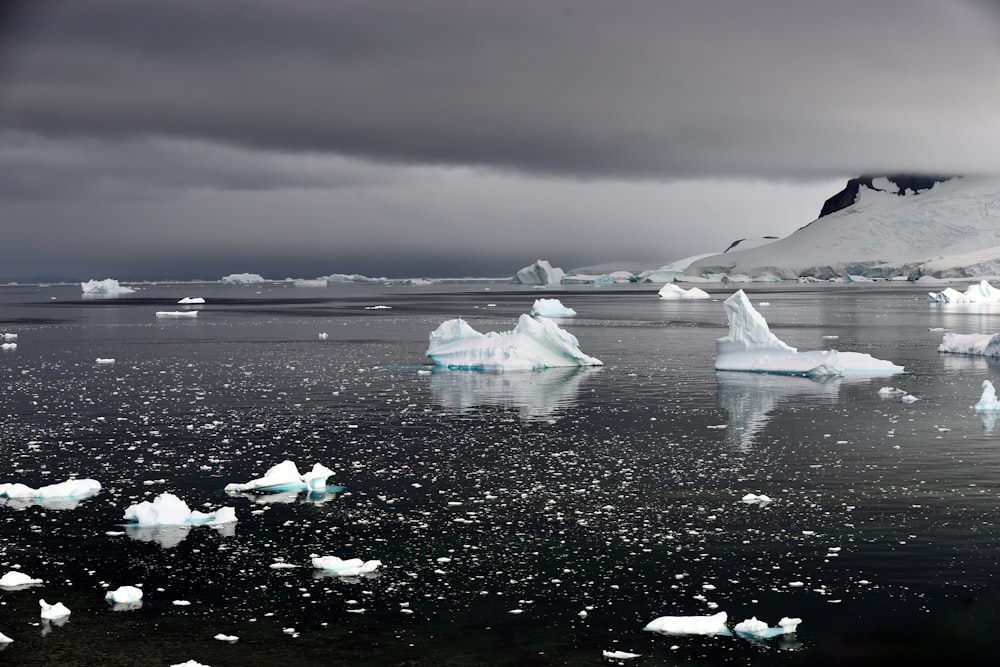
[2, 0, 1000, 281]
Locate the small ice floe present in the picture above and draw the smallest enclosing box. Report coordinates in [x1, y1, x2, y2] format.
[901, 394, 919, 403]
[123, 492, 237, 527]
[156, 311, 198, 318]
[0, 342, 15, 350]
[1, 333, 15, 340]
[878, 386, 907, 396]
[602, 649, 641, 660]
[177, 297, 205, 304]
[974, 380, 1000, 412]
[96, 358, 115, 365]
[658, 283, 710, 299]
[170, 661, 210, 667]
[39, 600, 71, 620]
[364, 305, 392, 310]
[740, 493, 772, 505]
[734, 616, 801, 639]
[0, 631, 12, 644]
[643, 611, 730, 636]
[0, 571, 42, 589]
[310, 556, 382, 577]
[531, 298, 577, 317]
[224, 460, 335, 495]
[0, 479, 101, 508]
[318, 332, 329, 340]
[173, 600, 192, 606]
[821, 335, 839, 340]
[214, 633, 239, 642]
[105, 585, 143, 605]
[269, 562, 299, 570]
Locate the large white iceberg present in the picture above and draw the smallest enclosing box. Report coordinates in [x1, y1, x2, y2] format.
[715, 290, 903, 376]
[224, 461, 335, 494]
[643, 611, 731, 636]
[123, 492, 237, 526]
[928, 280, 1000, 303]
[938, 332, 1000, 357]
[426, 314, 603, 371]
[658, 283, 710, 299]
[311, 555, 382, 577]
[221, 272, 265, 284]
[81, 278, 135, 295]
[531, 298, 576, 317]
[510, 260, 564, 285]
[0, 479, 101, 507]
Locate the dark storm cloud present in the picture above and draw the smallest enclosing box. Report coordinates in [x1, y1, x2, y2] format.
[3, 0, 1000, 180]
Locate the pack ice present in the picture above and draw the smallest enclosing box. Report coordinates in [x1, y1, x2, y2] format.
[715, 290, 903, 376]
[530, 298, 576, 317]
[426, 314, 603, 371]
[80, 278, 135, 295]
[225, 460, 335, 494]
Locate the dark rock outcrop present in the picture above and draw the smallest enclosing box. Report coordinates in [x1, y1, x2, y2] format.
[818, 174, 956, 218]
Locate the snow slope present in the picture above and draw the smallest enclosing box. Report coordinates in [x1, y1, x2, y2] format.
[689, 176, 1000, 280]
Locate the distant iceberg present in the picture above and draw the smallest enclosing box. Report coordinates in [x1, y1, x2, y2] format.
[221, 273, 265, 284]
[224, 460, 335, 494]
[658, 283, 710, 299]
[510, 259, 564, 285]
[715, 290, 903, 376]
[643, 611, 731, 636]
[177, 297, 205, 304]
[426, 314, 603, 371]
[928, 279, 1000, 303]
[81, 278, 135, 295]
[938, 332, 1000, 357]
[322, 273, 383, 284]
[531, 298, 576, 317]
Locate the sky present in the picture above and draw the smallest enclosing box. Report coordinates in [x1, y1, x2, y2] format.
[2, 0, 1000, 281]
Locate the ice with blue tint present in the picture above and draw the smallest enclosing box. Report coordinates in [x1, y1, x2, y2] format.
[715, 290, 903, 376]
[734, 616, 801, 639]
[427, 314, 602, 371]
[0, 478, 101, 506]
[510, 259, 564, 285]
[224, 460, 335, 494]
[530, 298, 576, 317]
[927, 279, 1000, 303]
[658, 283, 710, 299]
[643, 611, 731, 635]
[974, 380, 1000, 412]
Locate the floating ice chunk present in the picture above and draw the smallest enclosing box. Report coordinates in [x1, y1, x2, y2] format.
[511, 259, 564, 285]
[715, 290, 903, 376]
[123, 492, 237, 526]
[938, 332, 1000, 357]
[0, 478, 101, 505]
[364, 305, 392, 310]
[531, 298, 577, 317]
[2, 333, 16, 340]
[171, 661, 210, 667]
[214, 633, 239, 642]
[734, 616, 801, 639]
[39, 600, 71, 620]
[0, 571, 42, 588]
[658, 283, 710, 299]
[1, 343, 16, 350]
[221, 273, 265, 284]
[928, 280, 1000, 303]
[740, 493, 772, 505]
[96, 358, 115, 364]
[901, 394, 918, 403]
[177, 297, 205, 304]
[156, 311, 198, 318]
[310, 556, 382, 577]
[224, 460, 335, 494]
[318, 332, 329, 340]
[81, 278, 135, 295]
[878, 386, 907, 396]
[0, 631, 11, 643]
[602, 649, 641, 659]
[427, 314, 603, 371]
[974, 380, 1000, 412]
[105, 585, 143, 604]
[643, 611, 730, 635]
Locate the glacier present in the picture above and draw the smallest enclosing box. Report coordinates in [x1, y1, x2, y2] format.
[715, 290, 903, 376]
[531, 298, 576, 317]
[658, 283, 710, 299]
[426, 314, 603, 371]
[224, 460, 335, 494]
[510, 259, 564, 285]
[80, 278, 135, 295]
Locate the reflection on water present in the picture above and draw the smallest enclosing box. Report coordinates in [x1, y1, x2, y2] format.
[429, 366, 601, 421]
[716, 372, 841, 449]
[939, 353, 1000, 373]
[124, 522, 237, 549]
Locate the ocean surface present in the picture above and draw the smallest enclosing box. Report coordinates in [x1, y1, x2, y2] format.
[3, 280, 1000, 666]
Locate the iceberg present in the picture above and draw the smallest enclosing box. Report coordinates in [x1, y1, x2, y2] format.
[0, 571, 42, 589]
[1, 343, 16, 350]
[643, 611, 731, 635]
[123, 492, 237, 526]
[974, 380, 1000, 412]
[426, 314, 603, 371]
[105, 585, 143, 610]
[0, 631, 11, 644]
[224, 460, 335, 494]
[510, 259, 564, 285]
[734, 616, 801, 639]
[39, 600, 71, 620]
[80, 278, 135, 295]
[530, 298, 576, 317]
[0, 478, 101, 507]
[602, 650, 641, 659]
[715, 290, 903, 376]
[561, 273, 614, 285]
[658, 283, 710, 299]
[177, 297, 205, 304]
[938, 332, 1000, 357]
[928, 280, 1000, 303]
[311, 555, 382, 577]
[221, 273, 265, 284]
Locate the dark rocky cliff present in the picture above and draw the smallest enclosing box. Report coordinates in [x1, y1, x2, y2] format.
[818, 174, 955, 218]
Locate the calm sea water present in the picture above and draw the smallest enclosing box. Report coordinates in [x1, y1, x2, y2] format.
[3, 280, 1000, 666]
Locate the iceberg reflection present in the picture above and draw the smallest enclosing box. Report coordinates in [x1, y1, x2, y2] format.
[429, 366, 600, 421]
[716, 372, 841, 449]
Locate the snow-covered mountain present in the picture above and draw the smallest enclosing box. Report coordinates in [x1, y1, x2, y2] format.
[688, 175, 1000, 280]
